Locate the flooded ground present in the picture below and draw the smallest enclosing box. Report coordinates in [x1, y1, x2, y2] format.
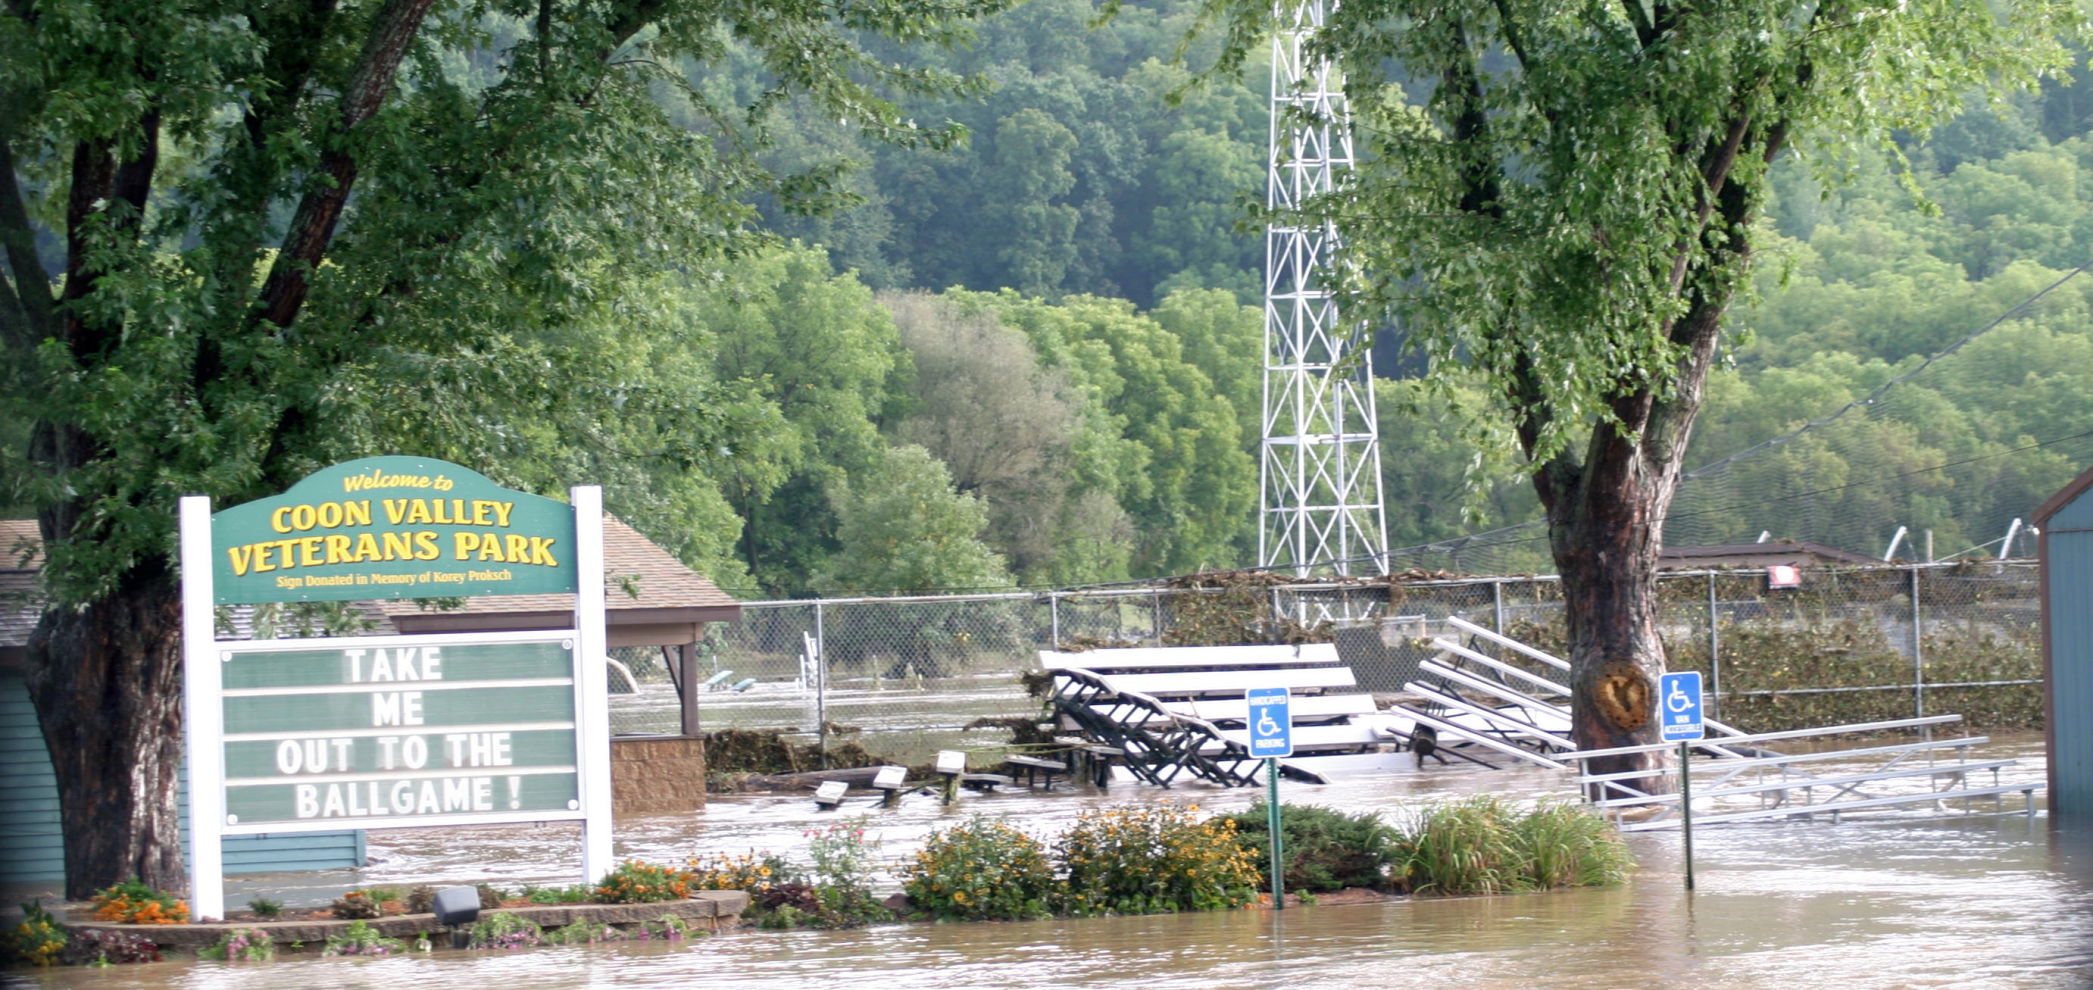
[8, 733, 2090, 989]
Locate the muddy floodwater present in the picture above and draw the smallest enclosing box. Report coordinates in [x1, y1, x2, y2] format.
[7, 735, 2091, 989]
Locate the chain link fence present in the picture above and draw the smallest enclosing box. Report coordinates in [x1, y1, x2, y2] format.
[607, 560, 2043, 761]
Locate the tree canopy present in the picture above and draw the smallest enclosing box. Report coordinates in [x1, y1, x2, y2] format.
[0, 0, 1013, 898]
[1191, 0, 2080, 771]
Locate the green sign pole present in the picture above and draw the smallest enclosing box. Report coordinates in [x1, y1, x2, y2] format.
[1680, 740, 1696, 891]
[1266, 756, 1285, 910]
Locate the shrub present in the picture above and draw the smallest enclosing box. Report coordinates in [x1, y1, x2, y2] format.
[1056, 804, 1260, 915]
[4, 901, 67, 966]
[322, 920, 401, 957]
[804, 821, 891, 927]
[523, 884, 595, 904]
[466, 912, 544, 950]
[89, 878, 189, 924]
[545, 920, 623, 945]
[247, 897, 283, 918]
[405, 886, 436, 914]
[1221, 803, 1398, 892]
[63, 928, 161, 966]
[198, 928, 275, 962]
[476, 884, 505, 909]
[902, 816, 1055, 921]
[88, 874, 189, 920]
[329, 890, 382, 920]
[687, 849, 800, 897]
[595, 860, 693, 903]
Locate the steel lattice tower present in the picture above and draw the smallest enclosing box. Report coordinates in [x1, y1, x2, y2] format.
[1258, 0, 1388, 578]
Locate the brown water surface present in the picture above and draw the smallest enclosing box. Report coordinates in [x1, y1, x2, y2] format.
[7, 735, 2089, 989]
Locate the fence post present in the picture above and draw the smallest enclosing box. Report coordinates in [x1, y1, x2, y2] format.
[1491, 579, 1505, 634]
[1152, 587, 1164, 643]
[1707, 572, 1721, 721]
[1050, 592, 1061, 650]
[1910, 565, 1925, 718]
[815, 600, 829, 769]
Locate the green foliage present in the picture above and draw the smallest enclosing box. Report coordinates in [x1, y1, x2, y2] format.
[687, 849, 803, 902]
[4, 902, 67, 967]
[0, 0, 1016, 899]
[1518, 804, 1638, 890]
[593, 860, 692, 904]
[197, 928, 275, 963]
[522, 884, 596, 905]
[328, 891, 382, 921]
[902, 817, 1057, 921]
[543, 920, 623, 945]
[1055, 804, 1261, 915]
[813, 444, 1012, 595]
[1390, 797, 1634, 896]
[245, 897, 282, 919]
[1221, 803, 1398, 893]
[321, 921, 401, 957]
[804, 821, 894, 927]
[955, 289, 1256, 576]
[1390, 797, 1540, 897]
[465, 912, 544, 950]
[89, 878, 188, 924]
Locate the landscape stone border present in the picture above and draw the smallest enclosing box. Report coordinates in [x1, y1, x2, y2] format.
[68, 890, 749, 950]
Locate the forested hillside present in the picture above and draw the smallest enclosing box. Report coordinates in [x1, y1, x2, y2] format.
[622, 2, 2093, 595]
[12, 1, 2073, 595]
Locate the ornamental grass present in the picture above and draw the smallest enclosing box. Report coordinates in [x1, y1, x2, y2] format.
[1391, 796, 1633, 896]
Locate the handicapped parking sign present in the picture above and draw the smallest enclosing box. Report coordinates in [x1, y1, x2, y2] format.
[1659, 671, 1705, 741]
[1247, 687, 1293, 758]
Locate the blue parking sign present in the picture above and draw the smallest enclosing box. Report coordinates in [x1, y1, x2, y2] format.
[1247, 687, 1293, 758]
[1659, 671, 1705, 741]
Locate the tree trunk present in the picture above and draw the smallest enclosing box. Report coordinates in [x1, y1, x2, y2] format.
[1547, 436, 1677, 799]
[24, 561, 187, 901]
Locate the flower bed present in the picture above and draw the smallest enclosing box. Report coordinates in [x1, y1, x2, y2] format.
[52, 892, 748, 954]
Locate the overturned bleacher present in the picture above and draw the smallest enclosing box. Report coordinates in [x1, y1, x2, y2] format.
[1041, 644, 1411, 785]
[1044, 620, 2032, 826]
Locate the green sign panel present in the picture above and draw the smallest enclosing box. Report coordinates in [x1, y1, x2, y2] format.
[219, 638, 581, 828]
[211, 456, 577, 604]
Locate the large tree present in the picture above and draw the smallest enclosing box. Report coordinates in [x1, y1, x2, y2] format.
[0, 0, 1005, 900]
[1200, 0, 2077, 782]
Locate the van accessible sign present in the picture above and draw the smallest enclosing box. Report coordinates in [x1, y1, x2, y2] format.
[181, 457, 611, 922]
[211, 456, 576, 603]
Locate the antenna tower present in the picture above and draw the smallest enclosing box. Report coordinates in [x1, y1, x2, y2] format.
[1258, 0, 1388, 578]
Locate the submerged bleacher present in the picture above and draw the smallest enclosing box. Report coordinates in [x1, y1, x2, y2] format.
[1042, 620, 2034, 827]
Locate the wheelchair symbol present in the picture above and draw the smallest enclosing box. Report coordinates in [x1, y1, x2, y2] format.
[1255, 713, 1282, 737]
[1665, 683, 1695, 714]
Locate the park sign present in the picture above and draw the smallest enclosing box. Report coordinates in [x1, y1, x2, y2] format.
[211, 456, 577, 603]
[181, 456, 611, 922]
[216, 632, 583, 831]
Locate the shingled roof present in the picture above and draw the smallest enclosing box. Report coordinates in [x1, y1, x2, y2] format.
[1658, 539, 1880, 569]
[376, 516, 740, 647]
